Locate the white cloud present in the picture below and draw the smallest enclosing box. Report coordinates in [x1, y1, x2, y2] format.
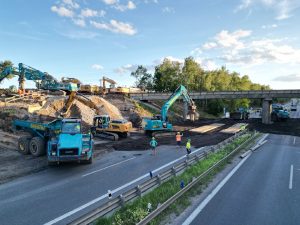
[144, 0, 158, 3]
[195, 29, 300, 67]
[51, 5, 74, 17]
[62, 0, 80, 9]
[60, 30, 100, 39]
[202, 42, 217, 50]
[236, 0, 300, 20]
[195, 58, 218, 71]
[202, 29, 252, 50]
[80, 8, 106, 18]
[92, 64, 104, 70]
[114, 64, 138, 74]
[90, 20, 137, 35]
[73, 18, 86, 27]
[261, 23, 278, 29]
[114, 1, 136, 11]
[273, 74, 300, 82]
[102, 0, 119, 5]
[162, 7, 175, 13]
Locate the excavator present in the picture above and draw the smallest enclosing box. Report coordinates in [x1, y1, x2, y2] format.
[143, 85, 196, 135]
[101, 76, 116, 94]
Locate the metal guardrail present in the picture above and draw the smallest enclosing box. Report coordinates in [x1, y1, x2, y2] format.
[137, 131, 257, 225]
[69, 130, 249, 225]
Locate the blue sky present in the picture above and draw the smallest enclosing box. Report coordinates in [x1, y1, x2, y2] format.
[1, 0, 300, 89]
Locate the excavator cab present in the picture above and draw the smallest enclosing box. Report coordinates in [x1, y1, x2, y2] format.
[93, 115, 110, 129]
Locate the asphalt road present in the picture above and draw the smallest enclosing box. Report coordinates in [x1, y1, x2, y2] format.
[0, 145, 203, 225]
[185, 134, 300, 225]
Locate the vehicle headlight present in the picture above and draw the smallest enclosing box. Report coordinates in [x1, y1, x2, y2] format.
[82, 147, 90, 153]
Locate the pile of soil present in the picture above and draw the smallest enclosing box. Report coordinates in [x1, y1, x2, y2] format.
[88, 96, 123, 119]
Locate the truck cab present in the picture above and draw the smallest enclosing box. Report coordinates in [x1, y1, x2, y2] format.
[47, 119, 93, 164]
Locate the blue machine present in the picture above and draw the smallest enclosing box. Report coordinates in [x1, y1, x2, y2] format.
[271, 104, 289, 121]
[0, 63, 78, 92]
[13, 118, 93, 164]
[144, 85, 196, 134]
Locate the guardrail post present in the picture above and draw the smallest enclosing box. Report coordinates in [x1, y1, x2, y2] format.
[185, 159, 189, 167]
[136, 185, 142, 197]
[119, 194, 125, 206]
[171, 167, 177, 176]
[157, 175, 162, 185]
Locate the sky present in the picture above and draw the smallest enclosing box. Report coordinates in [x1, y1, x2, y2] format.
[1, 0, 300, 89]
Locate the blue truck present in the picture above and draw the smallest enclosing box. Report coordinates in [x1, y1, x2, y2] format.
[14, 118, 93, 165]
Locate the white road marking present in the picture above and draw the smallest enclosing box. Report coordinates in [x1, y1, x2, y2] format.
[289, 165, 294, 190]
[44, 147, 205, 225]
[182, 152, 252, 225]
[82, 157, 136, 177]
[293, 137, 296, 145]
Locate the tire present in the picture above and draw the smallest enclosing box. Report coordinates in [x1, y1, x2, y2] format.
[29, 137, 45, 157]
[48, 161, 57, 166]
[17, 136, 31, 155]
[81, 156, 93, 164]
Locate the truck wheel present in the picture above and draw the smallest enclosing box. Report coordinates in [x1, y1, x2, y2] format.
[17, 136, 31, 155]
[81, 156, 93, 164]
[29, 137, 45, 157]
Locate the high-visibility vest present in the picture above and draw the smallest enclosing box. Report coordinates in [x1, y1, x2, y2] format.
[176, 134, 182, 141]
[186, 142, 191, 149]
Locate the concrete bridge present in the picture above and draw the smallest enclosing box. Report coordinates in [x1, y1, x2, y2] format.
[130, 90, 300, 124]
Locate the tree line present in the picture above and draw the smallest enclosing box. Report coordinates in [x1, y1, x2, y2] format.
[131, 57, 270, 115]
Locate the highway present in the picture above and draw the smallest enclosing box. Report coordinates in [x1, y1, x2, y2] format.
[184, 134, 300, 225]
[0, 145, 203, 225]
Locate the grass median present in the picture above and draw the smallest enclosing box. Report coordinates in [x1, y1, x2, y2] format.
[96, 132, 256, 225]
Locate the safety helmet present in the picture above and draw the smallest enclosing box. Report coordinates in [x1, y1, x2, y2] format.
[177, 132, 180, 134]
[152, 137, 155, 140]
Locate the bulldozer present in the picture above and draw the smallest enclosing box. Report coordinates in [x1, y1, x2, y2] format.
[91, 115, 132, 141]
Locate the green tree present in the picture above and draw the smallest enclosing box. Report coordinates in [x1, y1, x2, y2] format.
[153, 58, 181, 92]
[0, 60, 15, 82]
[131, 65, 153, 90]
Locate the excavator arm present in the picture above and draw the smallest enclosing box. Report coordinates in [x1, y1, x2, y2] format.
[161, 85, 196, 122]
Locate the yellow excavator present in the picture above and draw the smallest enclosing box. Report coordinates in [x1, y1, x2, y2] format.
[91, 115, 132, 141]
[101, 76, 116, 94]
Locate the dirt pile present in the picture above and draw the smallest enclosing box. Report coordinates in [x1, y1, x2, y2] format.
[88, 96, 123, 119]
[38, 96, 65, 118]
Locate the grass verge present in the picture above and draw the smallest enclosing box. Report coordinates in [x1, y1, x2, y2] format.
[96, 132, 256, 225]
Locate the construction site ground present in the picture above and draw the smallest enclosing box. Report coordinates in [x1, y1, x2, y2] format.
[0, 92, 299, 184]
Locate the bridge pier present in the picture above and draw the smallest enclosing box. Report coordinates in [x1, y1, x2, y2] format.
[262, 98, 272, 124]
[183, 101, 188, 121]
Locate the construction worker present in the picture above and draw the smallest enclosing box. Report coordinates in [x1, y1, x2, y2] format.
[150, 137, 158, 156]
[186, 138, 191, 155]
[176, 132, 183, 147]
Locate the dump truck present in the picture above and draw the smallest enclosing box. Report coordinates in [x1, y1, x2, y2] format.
[91, 115, 132, 141]
[14, 118, 93, 164]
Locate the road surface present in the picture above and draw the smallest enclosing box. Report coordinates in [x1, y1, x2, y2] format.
[0, 145, 204, 225]
[185, 134, 300, 225]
